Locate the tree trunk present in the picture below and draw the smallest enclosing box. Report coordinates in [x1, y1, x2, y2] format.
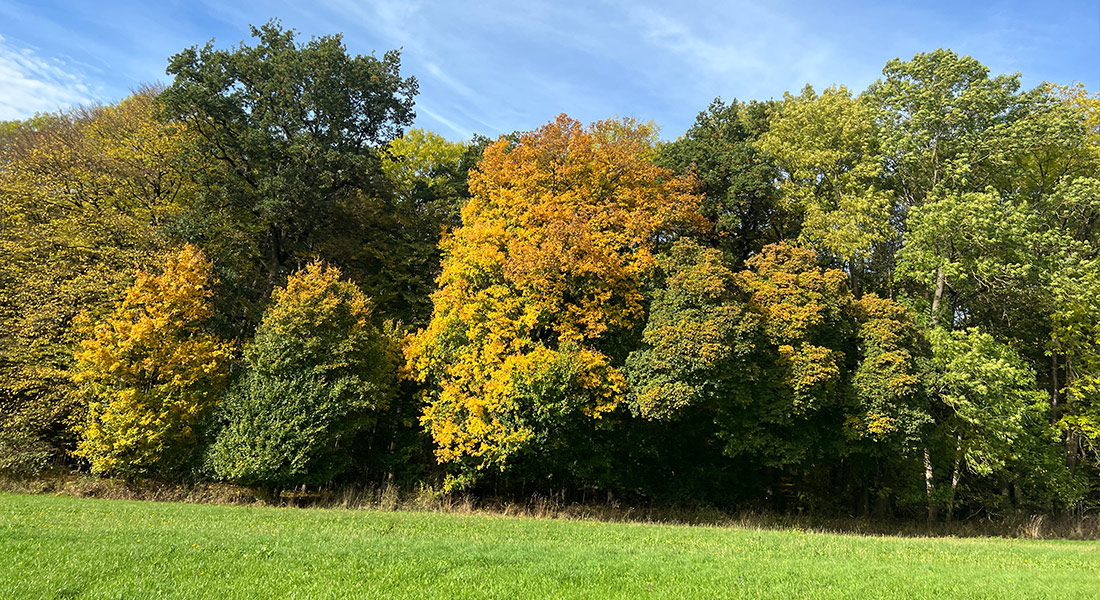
[924, 447, 936, 522]
[930, 267, 946, 327]
[267, 224, 284, 284]
[1067, 430, 1079, 478]
[849, 261, 861, 299]
[1051, 351, 1060, 424]
[1066, 355, 1078, 476]
[385, 424, 397, 484]
[946, 434, 962, 522]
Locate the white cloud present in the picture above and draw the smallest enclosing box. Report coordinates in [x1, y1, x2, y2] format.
[415, 100, 473, 139]
[0, 35, 97, 120]
[628, 5, 771, 76]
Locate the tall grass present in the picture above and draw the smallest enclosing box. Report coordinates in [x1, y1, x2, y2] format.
[3, 474, 1098, 540]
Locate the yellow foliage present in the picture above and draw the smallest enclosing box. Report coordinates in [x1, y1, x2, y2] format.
[1, 90, 196, 223]
[262, 261, 372, 342]
[778, 343, 841, 400]
[1050, 83, 1100, 159]
[0, 90, 200, 456]
[865, 412, 898, 435]
[738, 244, 851, 344]
[407, 115, 700, 475]
[849, 293, 928, 444]
[73, 245, 233, 475]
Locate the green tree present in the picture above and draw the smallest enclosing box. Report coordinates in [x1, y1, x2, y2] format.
[758, 85, 893, 294]
[629, 240, 939, 510]
[657, 98, 787, 265]
[926, 328, 1052, 518]
[868, 48, 1025, 208]
[872, 54, 1100, 512]
[629, 242, 854, 468]
[1049, 253, 1100, 474]
[158, 20, 418, 329]
[1026, 90, 1100, 474]
[895, 190, 1041, 329]
[869, 49, 1029, 332]
[848, 294, 930, 450]
[626, 240, 754, 421]
[206, 262, 396, 489]
[715, 244, 856, 467]
[846, 293, 933, 513]
[370, 129, 486, 324]
[1010, 84, 1099, 204]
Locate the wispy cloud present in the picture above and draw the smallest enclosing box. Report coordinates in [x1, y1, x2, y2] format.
[0, 35, 98, 120]
[415, 100, 473, 139]
[628, 5, 772, 76]
[0, 0, 1094, 136]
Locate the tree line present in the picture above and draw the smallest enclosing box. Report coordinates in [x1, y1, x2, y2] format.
[2, 21, 1098, 520]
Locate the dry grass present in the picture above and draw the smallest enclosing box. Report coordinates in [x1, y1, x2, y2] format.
[3, 473, 1098, 540]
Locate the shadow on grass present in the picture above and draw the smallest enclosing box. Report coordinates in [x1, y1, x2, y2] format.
[3, 473, 1097, 541]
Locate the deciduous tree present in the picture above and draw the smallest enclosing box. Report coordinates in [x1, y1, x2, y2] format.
[206, 262, 396, 488]
[758, 85, 893, 293]
[406, 115, 699, 487]
[657, 99, 786, 265]
[73, 245, 232, 476]
[158, 20, 418, 329]
[0, 91, 195, 469]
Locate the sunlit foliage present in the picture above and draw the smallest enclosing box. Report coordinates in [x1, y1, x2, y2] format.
[73, 246, 232, 476]
[406, 115, 700, 486]
[206, 262, 396, 487]
[0, 90, 195, 469]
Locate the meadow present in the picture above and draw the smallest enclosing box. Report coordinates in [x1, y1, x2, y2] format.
[1, 492, 1097, 599]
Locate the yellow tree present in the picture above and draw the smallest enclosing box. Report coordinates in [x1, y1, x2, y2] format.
[406, 115, 700, 486]
[73, 245, 233, 476]
[0, 90, 198, 468]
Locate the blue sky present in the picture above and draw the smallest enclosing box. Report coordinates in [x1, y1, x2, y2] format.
[1, 0, 1097, 140]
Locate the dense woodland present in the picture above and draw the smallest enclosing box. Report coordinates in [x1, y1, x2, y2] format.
[2, 22, 1099, 521]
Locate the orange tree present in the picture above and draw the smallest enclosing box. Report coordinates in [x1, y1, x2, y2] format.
[406, 115, 699, 489]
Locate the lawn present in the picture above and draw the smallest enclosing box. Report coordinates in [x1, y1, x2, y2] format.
[1, 492, 1096, 599]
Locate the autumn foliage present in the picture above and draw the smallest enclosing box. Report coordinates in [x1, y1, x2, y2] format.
[72, 245, 232, 476]
[0, 90, 196, 469]
[3, 32, 1100, 520]
[406, 115, 700, 482]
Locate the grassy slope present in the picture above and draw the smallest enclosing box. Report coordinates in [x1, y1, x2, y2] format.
[1, 492, 1096, 599]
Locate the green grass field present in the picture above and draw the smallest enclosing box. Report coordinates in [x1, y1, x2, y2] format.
[1, 492, 1097, 599]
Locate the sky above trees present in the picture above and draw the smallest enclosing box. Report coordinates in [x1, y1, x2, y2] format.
[1, 0, 1097, 138]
